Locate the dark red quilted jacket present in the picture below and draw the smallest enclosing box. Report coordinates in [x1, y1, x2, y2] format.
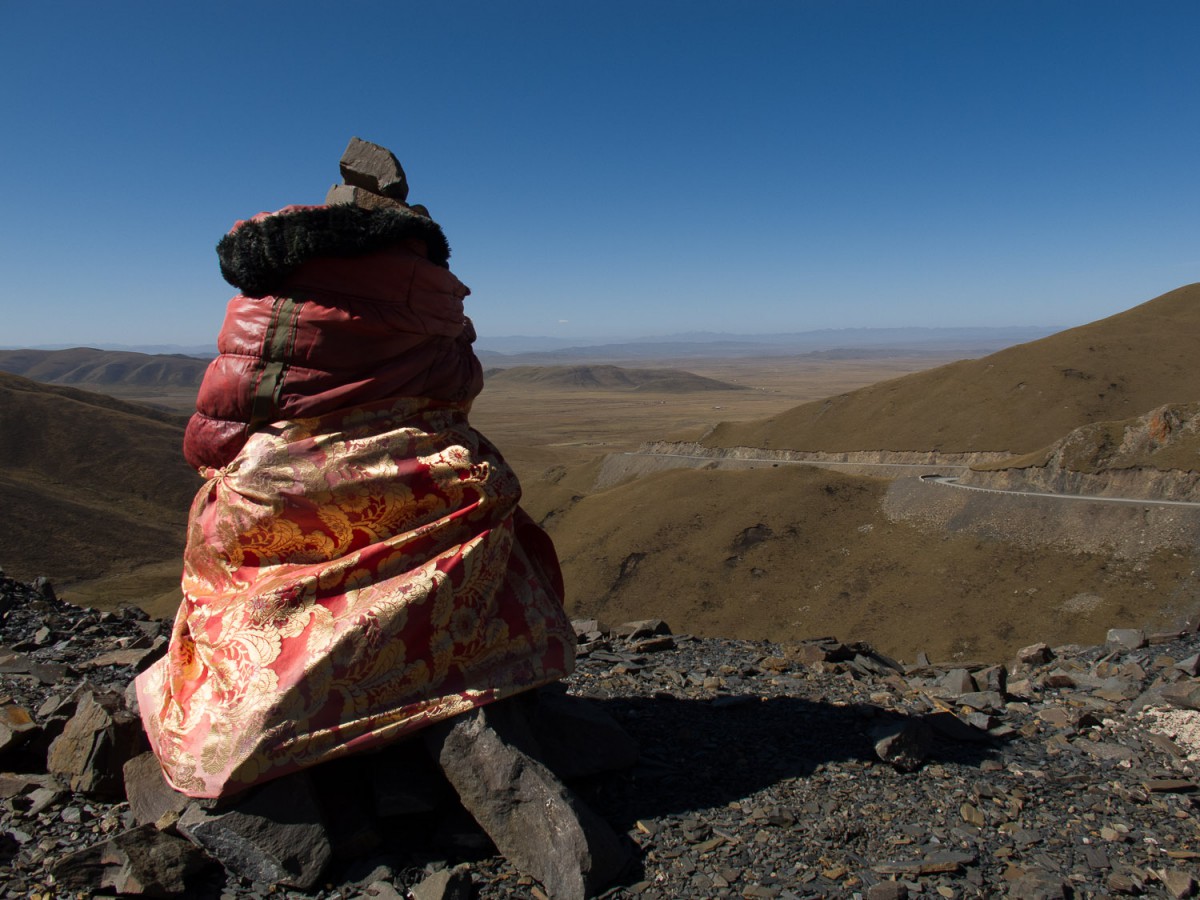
[184, 206, 482, 471]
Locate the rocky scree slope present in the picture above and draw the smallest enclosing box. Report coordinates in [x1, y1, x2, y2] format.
[4, 571, 1200, 898]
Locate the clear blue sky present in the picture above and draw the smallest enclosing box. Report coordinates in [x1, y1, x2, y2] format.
[2, 1, 1197, 347]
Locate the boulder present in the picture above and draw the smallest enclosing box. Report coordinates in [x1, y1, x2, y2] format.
[871, 718, 933, 771]
[47, 690, 145, 797]
[527, 686, 639, 780]
[1106, 628, 1147, 651]
[424, 699, 628, 899]
[176, 771, 332, 889]
[123, 752, 189, 827]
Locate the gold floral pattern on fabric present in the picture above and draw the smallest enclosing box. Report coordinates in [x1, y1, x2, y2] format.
[136, 397, 575, 798]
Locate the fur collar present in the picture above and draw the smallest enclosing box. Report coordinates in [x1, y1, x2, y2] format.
[216, 205, 452, 298]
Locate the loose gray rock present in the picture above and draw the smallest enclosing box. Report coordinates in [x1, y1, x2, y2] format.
[410, 863, 474, 900]
[1107, 628, 1148, 651]
[614, 619, 672, 639]
[940, 668, 976, 695]
[1008, 866, 1069, 899]
[871, 717, 933, 771]
[50, 823, 210, 896]
[1016, 642, 1054, 666]
[176, 772, 332, 889]
[1159, 680, 1200, 711]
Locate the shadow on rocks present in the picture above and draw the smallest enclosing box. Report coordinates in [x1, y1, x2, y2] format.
[571, 694, 998, 830]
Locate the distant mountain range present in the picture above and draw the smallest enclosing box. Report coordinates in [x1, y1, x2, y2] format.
[477, 325, 1059, 361]
[0, 325, 1060, 389]
[0, 324, 1059, 362]
[0, 347, 211, 388]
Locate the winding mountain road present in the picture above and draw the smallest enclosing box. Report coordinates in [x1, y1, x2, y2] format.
[620, 449, 1200, 509]
[918, 475, 1200, 508]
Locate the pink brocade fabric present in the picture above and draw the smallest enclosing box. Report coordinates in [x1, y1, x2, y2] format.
[135, 398, 575, 798]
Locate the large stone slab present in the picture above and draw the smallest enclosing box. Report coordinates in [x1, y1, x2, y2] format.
[424, 699, 628, 900]
[325, 183, 409, 211]
[176, 771, 332, 889]
[123, 752, 189, 826]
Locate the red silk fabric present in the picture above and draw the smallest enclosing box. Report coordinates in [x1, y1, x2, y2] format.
[137, 397, 574, 797]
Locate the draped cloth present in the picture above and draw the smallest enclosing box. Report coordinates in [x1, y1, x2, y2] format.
[135, 397, 575, 798]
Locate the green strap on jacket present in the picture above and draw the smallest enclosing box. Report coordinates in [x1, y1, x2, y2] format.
[248, 296, 305, 432]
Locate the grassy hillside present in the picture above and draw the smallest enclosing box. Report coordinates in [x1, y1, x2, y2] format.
[704, 283, 1200, 454]
[0, 347, 210, 387]
[546, 464, 1195, 662]
[0, 372, 197, 590]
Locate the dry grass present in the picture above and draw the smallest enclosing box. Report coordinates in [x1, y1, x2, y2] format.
[543, 465, 1196, 662]
[0, 373, 197, 598]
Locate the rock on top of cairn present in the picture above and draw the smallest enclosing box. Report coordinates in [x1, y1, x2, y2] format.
[338, 137, 409, 201]
[324, 183, 408, 211]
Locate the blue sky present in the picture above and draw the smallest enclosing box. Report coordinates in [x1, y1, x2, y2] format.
[2, 1, 1197, 346]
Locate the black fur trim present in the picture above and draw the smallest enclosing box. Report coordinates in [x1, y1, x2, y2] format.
[216, 205, 452, 297]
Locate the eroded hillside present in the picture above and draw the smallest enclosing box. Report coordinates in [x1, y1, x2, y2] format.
[960, 402, 1200, 500]
[0, 372, 197, 602]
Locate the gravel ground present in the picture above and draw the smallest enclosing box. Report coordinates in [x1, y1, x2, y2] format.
[2, 572, 1199, 899]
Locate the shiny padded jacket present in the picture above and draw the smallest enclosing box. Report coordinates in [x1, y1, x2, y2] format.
[184, 204, 482, 471]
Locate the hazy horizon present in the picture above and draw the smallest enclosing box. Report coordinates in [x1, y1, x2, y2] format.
[0, 321, 1064, 357]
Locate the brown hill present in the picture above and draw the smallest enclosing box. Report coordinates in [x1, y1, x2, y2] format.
[545, 464, 1196, 662]
[484, 365, 746, 392]
[704, 282, 1200, 454]
[0, 372, 198, 598]
[0, 347, 210, 387]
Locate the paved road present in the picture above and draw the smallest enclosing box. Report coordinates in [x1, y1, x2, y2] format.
[625, 451, 970, 472]
[921, 475, 1200, 509]
[621, 450, 1200, 509]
